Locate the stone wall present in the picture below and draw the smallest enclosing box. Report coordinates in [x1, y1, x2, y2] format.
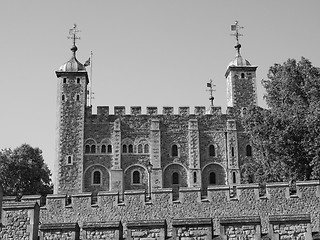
[1, 181, 320, 239]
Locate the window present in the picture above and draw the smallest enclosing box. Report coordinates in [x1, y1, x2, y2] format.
[171, 144, 178, 157]
[77, 78, 80, 84]
[107, 144, 112, 153]
[66, 155, 73, 165]
[232, 172, 236, 184]
[85, 145, 90, 153]
[128, 144, 133, 153]
[231, 147, 234, 157]
[76, 94, 80, 101]
[209, 145, 215, 157]
[241, 73, 245, 79]
[63, 78, 67, 84]
[122, 144, 127, 153]
[90, 145, 96, 154]
[193, 172, 197, 183]
[209, 172, 216, 185]
[101, 144, 106, 153]
[62, 94, 65, 101]
[138, 144, 143, 153]
[132, 170, 141, 184]
[172, 172, 179, 185]
[246, 145, 252, 157]
[93, 170, 101, 185]
[144, 144, 149, 153]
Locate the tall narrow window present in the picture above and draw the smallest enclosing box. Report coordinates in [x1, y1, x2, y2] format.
[231, 147, 234, 157]
[232, 172, 236, 184]
[209, 172, 216, 185]
[90, 145, 96, 154]
[144, 144, 149, 153]
[67, 155, 73, 165]
[132, 170, 141, 184]
[193, 172, 197, 183]
[101, 145, 106, 153]
[128, 144, 133, 153]
[85, 145, 90, 153]
[246, 145, 252, 157]
[63, 78, 67, 84]
[93, 171, 101, 184]
[77, 78, 80, 84]
[107, 144, 112, 153]
[62, 94, 65, 101]
[172, 144, 178, 157]
[76, 94, 80, 101]
[209, 145, 215, 157]
[122, 144, 127, 153]
[172, 172, 179, 185]
[138, 144, 143, 153]
[241, 73, 245, 79]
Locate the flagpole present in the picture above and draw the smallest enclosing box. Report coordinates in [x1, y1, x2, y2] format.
[89, 51, 93, 106]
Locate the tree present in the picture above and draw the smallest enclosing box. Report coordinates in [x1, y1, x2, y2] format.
[241, 57, 320, 183]
[0, 144, 52, 197]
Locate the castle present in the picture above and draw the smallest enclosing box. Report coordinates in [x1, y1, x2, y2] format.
[1, 24, 319, 240]
[54, 23, 257, 196]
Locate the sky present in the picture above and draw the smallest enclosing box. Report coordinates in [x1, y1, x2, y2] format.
[1, 0, 320, 178]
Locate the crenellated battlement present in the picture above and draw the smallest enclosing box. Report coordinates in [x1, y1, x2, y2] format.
[2, 180, 320, 239]
[86, 105, 225, 117]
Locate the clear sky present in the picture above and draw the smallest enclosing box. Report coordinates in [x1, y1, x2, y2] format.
[1, 0, 320, 177]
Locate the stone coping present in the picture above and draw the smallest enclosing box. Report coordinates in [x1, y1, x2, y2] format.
[97, 191, 119, 196]
[3, 201, 39, 210]
[124, 189, 146, 195]
[269, 214, 311, 224]
[236, 183, 259, 189]
[172, 218, 212, 226]
[179, 187, 201, 192]
[21, 195, 42, 201]
[127, 219, 166, 228]
[265, 182, 289, 188]
[152, 188, 172, 194]
[296, 180, 320, 186]
[46, 194, 67, 199]
[2, 196, 17, 202]
[207, 185, 229, 191]
[220, 216, 261, 225]
[82, 221, 121, 230]
[40, 222, 80, 231]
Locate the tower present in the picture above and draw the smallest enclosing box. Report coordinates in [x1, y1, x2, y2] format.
[225, 21, 258, 112]
[54, 25, 89, 194]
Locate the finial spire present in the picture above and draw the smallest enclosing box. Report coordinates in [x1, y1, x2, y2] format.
[68, 24, 81, 55]
[206, 79, 216, 107]
[231, 21, 243, 56]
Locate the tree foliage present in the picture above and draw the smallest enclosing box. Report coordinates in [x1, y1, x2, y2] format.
[0, 144, 52, 197]
[242, 57, 320, 183]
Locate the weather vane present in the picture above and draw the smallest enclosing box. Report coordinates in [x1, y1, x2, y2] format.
[206, 79, 216, 107]
[68, 24, 81, 50]
[231, 21, 244, 55]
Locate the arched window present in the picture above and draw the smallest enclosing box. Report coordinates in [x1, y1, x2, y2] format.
[132, 170, 141, 184]
[231, 147, 234, 157]
[193, 172, 197, 183]
[246, 145, 252, 157]
[144, 144, 149, 153]
[209, 172, 216, 185]
[85, 145, 90, 153]
[93, 171, 101, 185]
[62, 94, 65, 101]
[107, 144, 112, 153]
[122, 144, 127, 153]
[76, 94, 80, 101]
[172, 172, 179, 185]
[209, 145, 215, 157]
[90, 145, 96, 154]
[138, 144, 143, 153]
[241, 73, 245, 79]
[128, 144, 133, 153]
[232, 172, 236, 184]
[67, 155, 73, 165]
[101, 144, 106, 153]
[171, 144, 178, 157]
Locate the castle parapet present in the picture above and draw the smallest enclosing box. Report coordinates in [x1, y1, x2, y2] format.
[130, 106, 141, 115]
[179, 107, 190, 115]
[114, 106, 126, 115]
[97, 106, 109, 117]
[194, 106, 206, 115]
[147, 106, 158, 115]
[163, 107, 174, 115]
